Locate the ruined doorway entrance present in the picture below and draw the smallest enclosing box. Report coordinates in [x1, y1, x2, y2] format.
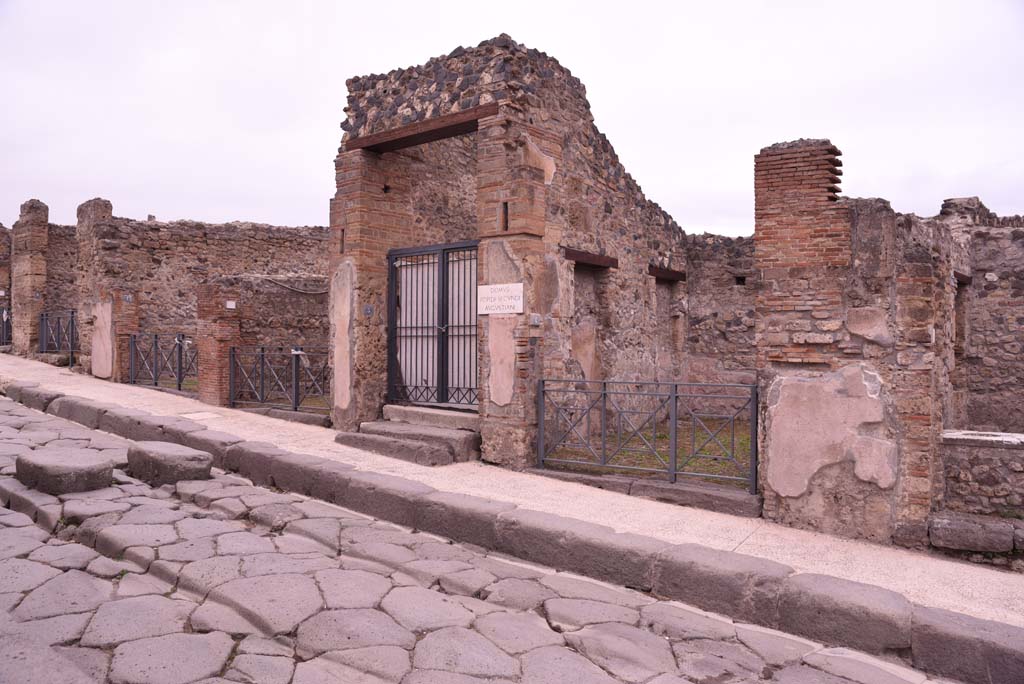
[386, 241, 479, 407]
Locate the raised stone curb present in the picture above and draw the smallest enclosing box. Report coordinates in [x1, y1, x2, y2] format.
[3, 385, 1024, 684]
[127, 442, 213, 486]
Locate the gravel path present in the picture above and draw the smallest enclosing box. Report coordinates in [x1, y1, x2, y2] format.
[0, 397, 947, 684]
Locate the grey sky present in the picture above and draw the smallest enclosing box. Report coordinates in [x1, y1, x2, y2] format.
[1, 0, 1021, 236]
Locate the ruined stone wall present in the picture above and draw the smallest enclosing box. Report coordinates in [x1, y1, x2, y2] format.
[683, 235, 756, 385]
[950, 202, 1024, 432]
[942, 435, 1024, 518]
[222, 275, 330, 348]
[43, 224, 78, 313]
[0, 226, 10, 311]
[76, 203, 328, 338]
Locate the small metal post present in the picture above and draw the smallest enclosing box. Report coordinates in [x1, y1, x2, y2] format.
[601, 381, 608, 466]
[749, 384, 759, 495]
[259, 347, 266, 403]
[152, 335, 160, 386]
[38, 313, 47, 354]
[536, 379, 545, 467]
[175, 334, 185, 391]
[669, 383, 678, 483]
[68, 312, 76, 368]
[228, 347, 236, 407]
[129, 335, 136, 384]
[291, 348, 300, 412]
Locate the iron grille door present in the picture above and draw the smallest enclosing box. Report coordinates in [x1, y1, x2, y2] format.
[387, 241, 478, 406]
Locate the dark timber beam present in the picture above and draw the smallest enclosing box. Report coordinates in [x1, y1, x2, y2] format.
[648, 264, 687, 282]
[953, 270, 973, 285]
[562, 246, 618, 269]
[344, 103, 500, 154]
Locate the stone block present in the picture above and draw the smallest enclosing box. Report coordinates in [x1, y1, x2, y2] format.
[127, 441, 213, 486]
[651, 543, 793, 627]
[3, 382, 38, 404]
[777, 573, 911, 654]
[265, 408, 332, 427]
[98, 407, 149, 438]
[307, 461, 355, 504]
[269, 452, 334, 495]
[16, 447, 114, 495]
[495, 509, 669, 590]
[911, 604, 1024, 684]
[19, 385, 64, 412]
[181, 430, 243, 468]
[416, 491, 516, 549]
[224, 441, 290, 485]
[342, 472, 435, 527]
[46, 396, 110, 429]
[928, 511, 1014, 553]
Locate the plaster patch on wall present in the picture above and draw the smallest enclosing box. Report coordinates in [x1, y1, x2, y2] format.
[571, 318, 600, 381]
[766, 363, 896, 498]
[488, 315, 517, 406]
[485, 241, 522, 283]
[522, 137, 556, 185]
[90, 300, 113, 379]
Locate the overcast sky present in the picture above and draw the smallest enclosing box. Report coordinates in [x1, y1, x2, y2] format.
[1, 1, 1021, 236]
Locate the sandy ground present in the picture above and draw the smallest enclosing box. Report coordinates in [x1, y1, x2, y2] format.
[2, 354, 1022, 628]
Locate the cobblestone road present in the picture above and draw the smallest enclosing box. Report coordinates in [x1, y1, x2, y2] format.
[0, 398, 948, 683]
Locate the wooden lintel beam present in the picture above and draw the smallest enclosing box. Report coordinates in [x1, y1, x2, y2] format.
[953, 270, 973, 285]
[562, 246, 618, 269]
[648, 264, 687, 282]
[345, 103, 500, 154]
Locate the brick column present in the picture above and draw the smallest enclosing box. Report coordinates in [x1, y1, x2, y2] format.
[196, 284, 241, 406]
[475, 112, 560, 468]
[110, 291, 139, 383]
[0, 226, 11, 314]
[10, 200, 50, 355]
[328, 148, 414, 430]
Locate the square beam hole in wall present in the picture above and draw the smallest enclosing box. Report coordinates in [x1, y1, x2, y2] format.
[734, 275, 747, 286]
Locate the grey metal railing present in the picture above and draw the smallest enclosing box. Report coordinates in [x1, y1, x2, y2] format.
[128, 333, 198, 392]
[39, 310, 78, 365]
[229, 346, 330, 414]
[537, 379, 758, 494]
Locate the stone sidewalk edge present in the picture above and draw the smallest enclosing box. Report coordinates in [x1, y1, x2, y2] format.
[4, 381, 1022, 684]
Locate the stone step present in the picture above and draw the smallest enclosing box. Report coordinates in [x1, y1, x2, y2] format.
[382, 404, 480, 432]
[358, 421, 480, 462]
[333, 431, 454, 467]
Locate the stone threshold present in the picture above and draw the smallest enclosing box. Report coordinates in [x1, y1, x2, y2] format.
[528, 468, 763, 518]
[2, 380, 1023, 684]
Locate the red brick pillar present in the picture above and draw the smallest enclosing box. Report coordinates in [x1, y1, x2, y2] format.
[475, 112, 560, 469]
[10, 200, 49, 355]
[110, 291, 139, 383]
[196, 284, 241, 406]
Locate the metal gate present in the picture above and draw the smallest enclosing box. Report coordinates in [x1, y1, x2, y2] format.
[387, 241, 478, 406]
[128, 334, 198, 392]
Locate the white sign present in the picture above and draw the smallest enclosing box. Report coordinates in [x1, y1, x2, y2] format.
[225, 300, 237, 310]
[478, 283, 524, 315]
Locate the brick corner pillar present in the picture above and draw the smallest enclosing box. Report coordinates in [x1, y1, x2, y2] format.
[196, 284, 241, 406]
[106, 290, 139, 383]
[0, 225, 11, 313]
[328, 148, 397, 431]
[10, 199, 50, 355]
[475, 111, 561, 469]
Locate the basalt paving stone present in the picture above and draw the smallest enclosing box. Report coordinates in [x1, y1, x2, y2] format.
[80, 595, 193, 647]
[540, 572, 655, 608]
[482, 577, 557, 610]
[412, 626, 520, 678]
[14, 569, 112, 620]
[0, 611, 94, 645]
[315, 568, 393, 608]
[381, 585, 475, 631]
[296, 609, 416, 657]
[520, 645, 623, 684]
[95, 524, 179, 556]
[0, 557, 62, 592]
[158, 537, 217, 562]
[474, 611, 566, 654]
[109, 631, 235, 684]
[204, 573, 323, 635]
[564, 622, 678, 682]
[225, 654, 295, 684]
[544, 597, 641, 631]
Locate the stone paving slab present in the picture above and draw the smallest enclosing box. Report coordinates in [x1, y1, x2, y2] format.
[0, 396, 969, 684]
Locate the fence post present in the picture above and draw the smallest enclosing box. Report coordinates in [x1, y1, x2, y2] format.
[128, 335, 136, 384]
[600, 381, 608, 466]
[151, 335, 160, 387]
[669, 383, 678, 483]
[38, 313, 46, 354]
[175, 334, 185, 391]
[291, 349, 301, 412]
[259, 346, 266, 403]
[228, 347, 236, 407]
[536, 379, 545, 467]
[68, 312, 76, 368]
[749, 384, 759, 495]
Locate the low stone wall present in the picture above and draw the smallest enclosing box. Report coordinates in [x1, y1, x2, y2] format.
[941, 430, 1024, 517]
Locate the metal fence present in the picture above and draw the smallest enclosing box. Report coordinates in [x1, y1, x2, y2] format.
[229, 346, 330, 413]
[537, 379, 758, 493]
[39, 310, 78, 364]
[128, 334, 198, 392]
[0, 308, 11, 346]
